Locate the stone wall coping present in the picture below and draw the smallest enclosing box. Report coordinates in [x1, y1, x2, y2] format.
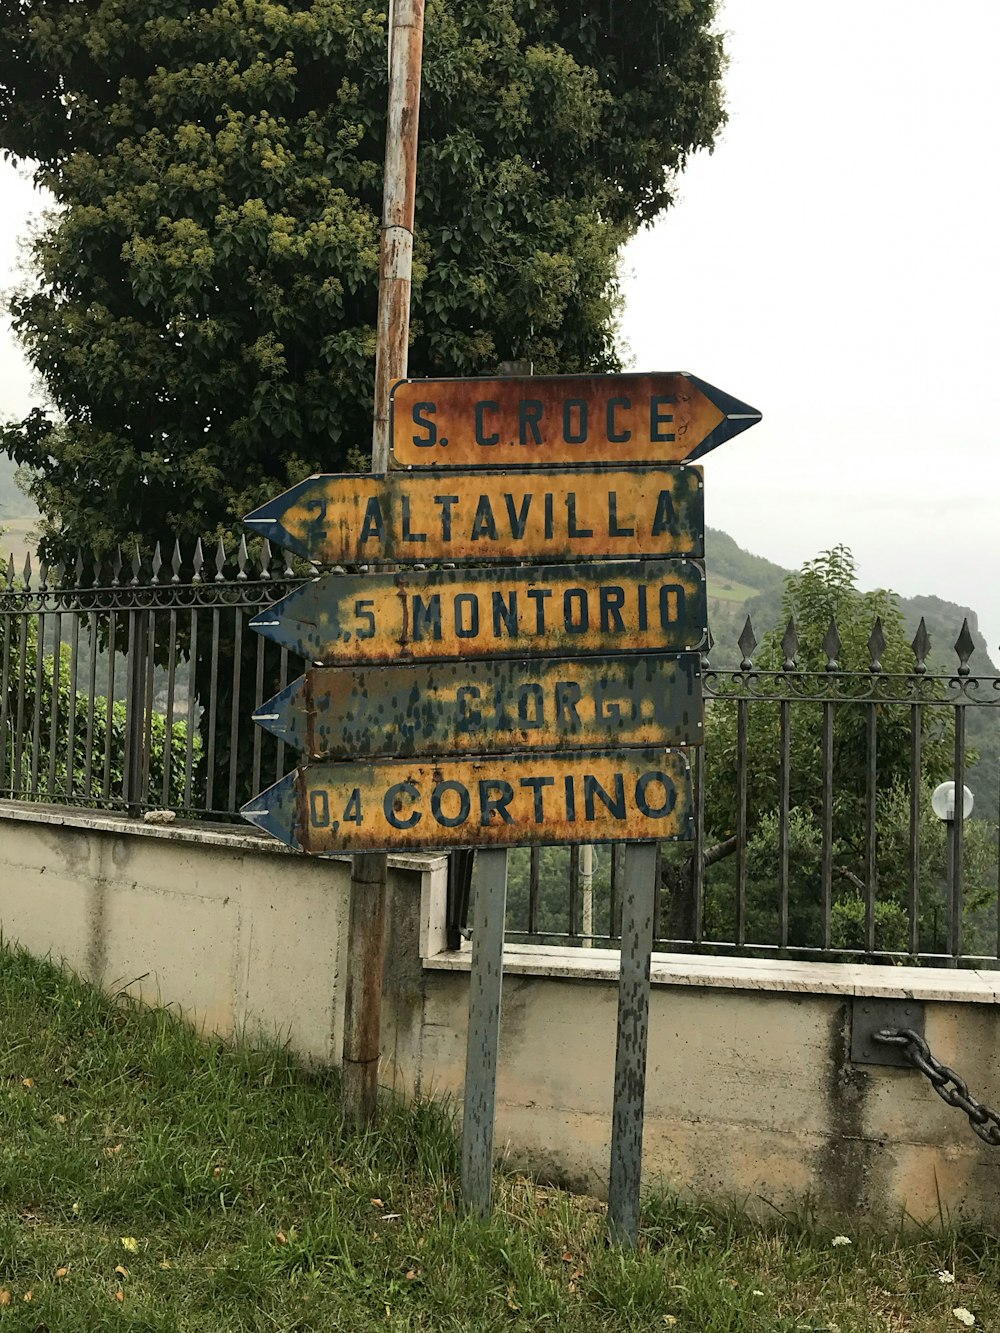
[425, 941, 1000, 1003]
[0, 801, 448, 874]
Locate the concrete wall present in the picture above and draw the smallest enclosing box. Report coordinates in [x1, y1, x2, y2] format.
[0, 803, 446, 1063]
[3, 802, 1000, 1225]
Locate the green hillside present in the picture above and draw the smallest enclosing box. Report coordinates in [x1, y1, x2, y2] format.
[0, 451, 37, 570]
[705, 526, 999, 674]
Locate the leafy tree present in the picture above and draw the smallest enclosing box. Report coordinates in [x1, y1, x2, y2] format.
[705, 545, 953, 840]
[0, 0, 726, 564]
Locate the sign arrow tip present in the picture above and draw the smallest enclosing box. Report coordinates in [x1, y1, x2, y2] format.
[241, 771, 301, 850]
[683, 372, 763, 460]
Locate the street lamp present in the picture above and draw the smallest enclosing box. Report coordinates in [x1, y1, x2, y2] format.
[931, 781, 973, 964]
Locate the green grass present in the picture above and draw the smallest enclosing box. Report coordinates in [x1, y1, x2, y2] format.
[0, 945, 998, 1331]
[707, 576, 763, 604]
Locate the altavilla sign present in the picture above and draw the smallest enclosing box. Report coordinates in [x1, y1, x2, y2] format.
[244, 465, 704, 566]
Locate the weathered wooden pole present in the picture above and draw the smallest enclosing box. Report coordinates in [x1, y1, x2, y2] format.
[341, 0, 424, 1130]
[372, 0, 424, 469]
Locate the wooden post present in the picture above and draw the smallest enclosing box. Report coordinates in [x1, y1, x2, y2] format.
[342, 0, 424, 1131]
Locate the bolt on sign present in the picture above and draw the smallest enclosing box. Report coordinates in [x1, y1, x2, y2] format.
[253, 653, 703, 761]
[390, 372, 762, 469]
[242, 748, 693, 854]
[243, 465, 703, 566]
[249, 559, 707, 665]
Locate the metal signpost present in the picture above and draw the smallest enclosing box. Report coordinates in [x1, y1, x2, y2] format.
[243, 464, 705, 566]
[243, 369, 760, 1243]
[253, 654, 702, 759]
[389, 372, 761, 468]
[247, 559, 707, 664]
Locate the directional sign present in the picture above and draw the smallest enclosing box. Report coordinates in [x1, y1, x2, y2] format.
[242, 748, 693, 854]
[249, 558, 707, 665]
[254, 653, 702, 760]
[244, 465, 703, 566]
[390, 372, 761, 469]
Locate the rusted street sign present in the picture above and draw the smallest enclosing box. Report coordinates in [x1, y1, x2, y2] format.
[241, 748, 693, 854]
[390, 372, 761, 469]
[254, 653, 703, 760]
[244, 465, 703, 565]
[249, 558, 707, 664]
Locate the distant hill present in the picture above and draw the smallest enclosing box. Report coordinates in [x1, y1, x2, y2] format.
[0, 451, 31, 520]
[704, 526, 998, 676]
[0, 451, 38, 572]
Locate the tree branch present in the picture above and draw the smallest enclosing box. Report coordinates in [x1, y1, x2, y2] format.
[703, 835, 738, 867]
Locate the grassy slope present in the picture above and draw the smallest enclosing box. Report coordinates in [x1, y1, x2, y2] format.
[0, 945, 997, 1332]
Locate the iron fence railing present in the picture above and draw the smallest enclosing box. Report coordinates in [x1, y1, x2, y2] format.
[0, 538, 308, 817]
[4, 537, 1000, 967]
[499, 616, 1000, 967]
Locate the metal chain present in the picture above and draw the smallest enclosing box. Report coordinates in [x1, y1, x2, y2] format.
[874, 1028, 1000, 1147]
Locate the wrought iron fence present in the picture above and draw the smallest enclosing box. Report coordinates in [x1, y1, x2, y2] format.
[0, 538, 308, 817]
[4, 537, 1000, 967]
[500, 616, 1000, 967]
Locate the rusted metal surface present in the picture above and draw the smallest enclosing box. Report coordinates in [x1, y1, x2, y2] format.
[390, 372, 761, 468]
[341, 849, 388, 1130]
[250, 558, 708, 664]
[241, 747, 693, 853]
[254, 653, 703, 759]
[244, 465, 704, 565]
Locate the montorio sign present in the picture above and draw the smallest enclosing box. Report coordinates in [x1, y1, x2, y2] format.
[250, 559, 707, 665]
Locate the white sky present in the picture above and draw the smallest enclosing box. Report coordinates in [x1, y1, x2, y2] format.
[622, 0, 1000, 653]
[3, 0, 1000, 649]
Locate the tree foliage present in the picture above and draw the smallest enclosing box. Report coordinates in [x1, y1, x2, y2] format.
[0, 0, 726, 562]
[705, 545, 953, 841]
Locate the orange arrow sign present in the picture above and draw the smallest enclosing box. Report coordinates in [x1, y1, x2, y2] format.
[390, 371, 761, 468]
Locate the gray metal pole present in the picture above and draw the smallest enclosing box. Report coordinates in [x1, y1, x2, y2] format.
[342, 0, 424, 1131]
[949, 815, 965, 965]
[461, 846, 509, 1217]
[608, 841, 659, 1246]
